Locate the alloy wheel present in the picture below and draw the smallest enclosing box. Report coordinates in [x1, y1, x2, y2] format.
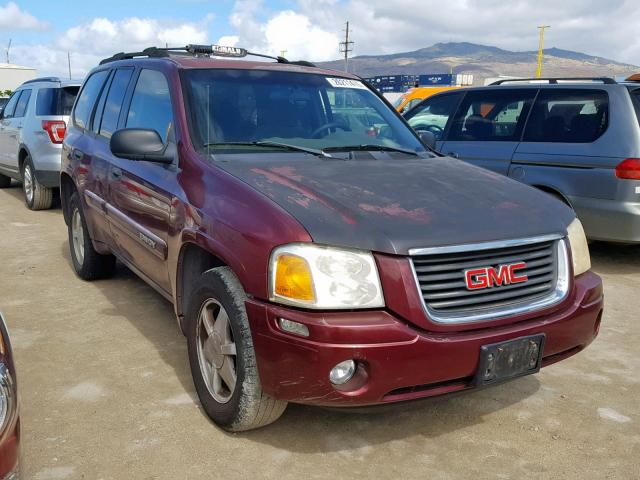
[23, 165, 34, 204]
[71, 208, 85, 265]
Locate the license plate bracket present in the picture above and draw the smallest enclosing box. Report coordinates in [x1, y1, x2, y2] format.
[474, 334, 545, 387]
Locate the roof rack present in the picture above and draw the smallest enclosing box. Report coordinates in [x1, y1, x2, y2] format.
[22, 76, 62, 85]
[99, 44, 316, 67]
[490, 77, 616, 86]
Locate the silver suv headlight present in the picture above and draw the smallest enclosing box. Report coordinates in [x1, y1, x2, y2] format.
[269, 244, 385, 309]
[567, 218, 591, 276]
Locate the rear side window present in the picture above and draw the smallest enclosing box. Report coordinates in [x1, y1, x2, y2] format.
[73, 70, 110, 130]
[405, 93, 461, 140]
[523, 89, 609, 143]
[628, 88, 640, 126]
[1, 91, 21, 118]
[13, 89, 31, 118]
[126, 69, 173, 141]
[36, 87, 80, 116]
[97, 69, 134, 138]
[448, 90, 536, 141]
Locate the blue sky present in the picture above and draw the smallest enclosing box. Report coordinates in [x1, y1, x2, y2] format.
[2, 0, 639, 78]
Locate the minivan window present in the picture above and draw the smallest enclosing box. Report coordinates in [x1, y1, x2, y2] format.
[405, 94, 461, 140]
[13, 89, 31, 118]
[184, 69, 426, 154]
[99, 69, 134, 138]
[126, 69, 173, 142]
[1, 91, 21, 118]
[448, 90, 536, 141]
[523, 89, 609, 143]
[74, 70, 110, 130]
[36, 87, 80, 116]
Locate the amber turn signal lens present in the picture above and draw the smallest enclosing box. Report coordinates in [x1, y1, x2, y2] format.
[274, 254, 315, 302]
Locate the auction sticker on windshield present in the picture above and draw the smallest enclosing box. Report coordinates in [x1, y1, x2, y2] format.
[326, 78, 368, 89]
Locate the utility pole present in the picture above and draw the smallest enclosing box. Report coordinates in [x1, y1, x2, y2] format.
[67, 51, 72, 79]
[536, 25, 550, 78]
[5, 39, 11, 64]
[339, 21, 354, 72]
[280, 49, 287, 58]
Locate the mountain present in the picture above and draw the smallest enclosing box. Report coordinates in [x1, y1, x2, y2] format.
[317, 42, 638, 82]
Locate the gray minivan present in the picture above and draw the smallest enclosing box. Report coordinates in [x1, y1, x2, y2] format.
[404, 77, 640, 243]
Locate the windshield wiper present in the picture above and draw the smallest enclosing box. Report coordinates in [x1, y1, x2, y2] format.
[323, 144, 419, 156]
[203, 141, 331, 158]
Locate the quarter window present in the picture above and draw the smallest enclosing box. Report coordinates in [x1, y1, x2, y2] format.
[405, 94, 461, 140]
[73, 70, 110, 130]
[98, 69, 134, 138]
[126, 69, 173, 142]
[448, 90, 536, 141]
[13, 89, 31, 118]
[523, 89, 609, 143]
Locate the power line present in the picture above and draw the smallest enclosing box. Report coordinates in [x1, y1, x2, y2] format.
[339, 21, 354, 72]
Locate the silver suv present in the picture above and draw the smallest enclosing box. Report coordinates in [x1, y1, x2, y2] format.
[404, 77, 640, 243]
[0, 77, 80, 210]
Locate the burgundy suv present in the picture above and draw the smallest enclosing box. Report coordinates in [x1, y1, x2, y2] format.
[60, 45, 603, 431]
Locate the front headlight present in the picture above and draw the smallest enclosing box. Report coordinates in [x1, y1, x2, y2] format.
[0, 363, 14, 435]
[567, 218, 591, 276]
[269, 244, 385, 309]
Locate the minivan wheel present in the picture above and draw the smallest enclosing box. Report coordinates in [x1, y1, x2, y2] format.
[67, 192, 116, 280]
[22, 156, 53, 210]
[186, 267, 287, 431]
[0, 174, 10, 188]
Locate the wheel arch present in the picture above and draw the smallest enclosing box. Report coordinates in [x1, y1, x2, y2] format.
[60, 172, 77, 225]
[532, 184, 574, 209]
[17, 144, 31, 173]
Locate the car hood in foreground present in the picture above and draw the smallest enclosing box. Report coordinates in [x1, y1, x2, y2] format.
[215, 154, 574, 255]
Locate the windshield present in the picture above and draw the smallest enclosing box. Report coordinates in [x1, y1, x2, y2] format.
[184, 69, 426, 155]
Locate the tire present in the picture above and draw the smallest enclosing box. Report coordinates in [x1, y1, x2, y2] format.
[67, 191, 116, 280]
[186, 267, 287, 431]
[22, 156, 53, 210]
[0, 174, 10, 188]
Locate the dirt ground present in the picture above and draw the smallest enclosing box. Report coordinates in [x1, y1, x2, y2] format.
[0, 183, 638, 480]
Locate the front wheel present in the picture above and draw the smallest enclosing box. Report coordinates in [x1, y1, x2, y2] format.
[22, 157, 53, 210]
[186, 267, 287, 431]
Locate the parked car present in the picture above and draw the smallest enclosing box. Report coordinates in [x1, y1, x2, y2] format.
[393, 86, 461, 114]
[61, 45, 603, 431]
[0, 313, 19, 479]
[0, 97, 9, 116]
[403, 77, 640, 243]
[0, 77, 81, 210]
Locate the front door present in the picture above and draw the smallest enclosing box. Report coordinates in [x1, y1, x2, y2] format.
[105, 68, 176, 294]
[440, 89, 537, 175]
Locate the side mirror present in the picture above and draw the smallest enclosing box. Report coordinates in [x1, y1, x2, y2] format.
[110, 128, 173, 163]
[419, 131, 437, 151]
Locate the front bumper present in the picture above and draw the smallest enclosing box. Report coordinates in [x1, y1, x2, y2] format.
[246, 271, 603, 407]
[569, 194, 640, 243]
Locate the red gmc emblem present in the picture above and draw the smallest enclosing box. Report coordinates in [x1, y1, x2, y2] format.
[464, 262, 528, 290]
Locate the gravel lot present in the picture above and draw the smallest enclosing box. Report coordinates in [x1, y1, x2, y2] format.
[0, 184, 638, 480]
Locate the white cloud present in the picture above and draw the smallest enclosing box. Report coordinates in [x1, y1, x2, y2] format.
[0, 2, 48, 30]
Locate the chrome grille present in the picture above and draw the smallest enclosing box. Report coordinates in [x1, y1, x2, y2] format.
[410, 235, 569, 324]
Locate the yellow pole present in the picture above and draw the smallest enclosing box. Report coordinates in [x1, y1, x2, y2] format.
[536, 25, 550, 78]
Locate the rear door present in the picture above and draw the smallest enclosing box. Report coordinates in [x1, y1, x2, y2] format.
[105, 68, 176, 294]
[0, 91, 22, 172]
[440, 89, 536, 174]
[403, 92, 463, 151]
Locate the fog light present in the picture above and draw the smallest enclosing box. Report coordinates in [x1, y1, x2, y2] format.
[329, 360, 356, 385]
[278, 318, 309, 337]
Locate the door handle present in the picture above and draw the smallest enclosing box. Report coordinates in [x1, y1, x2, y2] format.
[111, 168, 122, 179]
[72, 149, 84, 160]
[447, 152, 460, 159]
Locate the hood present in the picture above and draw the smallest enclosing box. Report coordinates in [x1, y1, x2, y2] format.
[215, 154, 574, 255]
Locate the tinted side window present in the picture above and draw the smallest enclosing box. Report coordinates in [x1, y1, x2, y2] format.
[98, 69, 134, 138]
[126, 69, 173, 141]
[449, 90, 536, 141]
[523, 89, 609, 143]
[36, 87, 80, 116]
[14, 89, 31, 118]
[405, 94, 461, 140]
[73, 70, 110, 129]
[2, 91, 22, 118]
[630, 88, 640, 127]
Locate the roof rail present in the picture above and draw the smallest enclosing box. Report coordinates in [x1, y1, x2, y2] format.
[99, 44, 315, 67]
[490, 77, 617, 86]
[21, 76, 62, 85]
